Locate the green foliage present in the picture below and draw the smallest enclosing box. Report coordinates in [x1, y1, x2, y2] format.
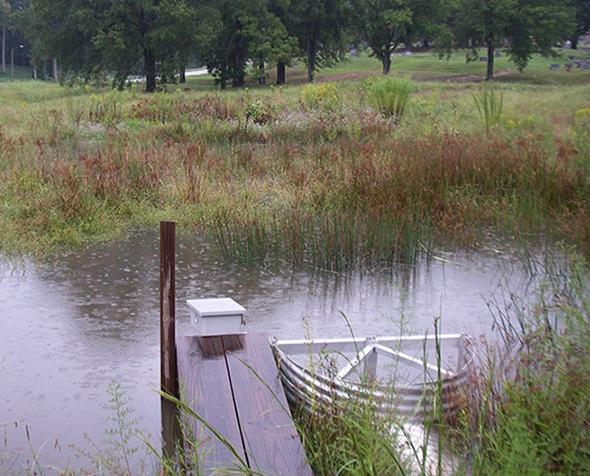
[20, 0, 198, 92]
[285, 0, 351, 81]
[463, 267, 590, 474]
[245, 99, 274, 125]
[300, 82, 340, 111]
[0, 0, 10, 23]
[473, 88, 503, 130]
[365, 76, 413, 119]
[88, 92, 124, 127]
[199, 0, 299, 89]
[353, 0, 413, 74]
[455, 0, 575, 79]
[299, 399, 409, 475]
[571, 0, 590, 46]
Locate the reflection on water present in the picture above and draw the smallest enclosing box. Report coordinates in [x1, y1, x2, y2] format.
[0, 230, 570, 471]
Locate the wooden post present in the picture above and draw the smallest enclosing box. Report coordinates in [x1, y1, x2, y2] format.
[160, 221, 179, 398]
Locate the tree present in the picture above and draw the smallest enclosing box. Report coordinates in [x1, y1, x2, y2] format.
[91, 0, 197, 91]
[455, 0, 574, 80]
[243, 6, 298, 85]
[287, 0, 350, 82]
[21, 0, 196, 92]
[198, 0, 297, 88]
[17, 0, 103, 82]
[269, 0, 297, 84]
[354, 0, 412, 74]
[0, 0, 10, 74]
[198, 0, 254, 88]
[409, 0, 456, 54]
[571, 0, 590, 49]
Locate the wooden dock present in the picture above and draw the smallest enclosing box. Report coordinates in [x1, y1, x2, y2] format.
[176, 332, 313, 475]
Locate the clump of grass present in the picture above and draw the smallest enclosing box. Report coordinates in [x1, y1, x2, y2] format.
[210, 210, 432, 270]
[473, 88, 504, 131]
[297, 398, 409, 475]
[365, 76, 413, 120]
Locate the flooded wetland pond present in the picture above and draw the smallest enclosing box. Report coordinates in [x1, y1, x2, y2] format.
[0, 229, 574, 471]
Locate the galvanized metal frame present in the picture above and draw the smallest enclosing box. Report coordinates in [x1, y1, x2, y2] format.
[272, 333, 473, 419]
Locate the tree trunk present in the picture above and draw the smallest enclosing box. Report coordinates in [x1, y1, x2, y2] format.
[382, 54, 391, 75]
[571, 36, 578, 50]
[231, 51, 245, 87]
[144, 48, 156, 93]
[232, 68, 245, 87]
[258, 58, 265, 85]
[1, 25, 5, 74]
[306, 35, 316, 83]
[486, 41, 494, 81]
[276, 61, 286, 85]
[179, 66, 186, 83]
[52, 57, 59, 81]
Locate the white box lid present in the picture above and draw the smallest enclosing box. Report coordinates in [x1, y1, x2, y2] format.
[186, 298, 246, 317]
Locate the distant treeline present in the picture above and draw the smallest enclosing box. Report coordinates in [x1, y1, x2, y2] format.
[1, 0, 589, 90]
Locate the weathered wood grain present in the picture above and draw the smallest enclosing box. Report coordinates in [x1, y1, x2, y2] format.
[160, 221, 178, 397]
[176, 335, 247, 473]
[223, 333, 313, 476]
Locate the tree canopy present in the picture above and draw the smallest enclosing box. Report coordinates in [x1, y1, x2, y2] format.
[5, 0, 584, 89]
[454, 0, 575, 80]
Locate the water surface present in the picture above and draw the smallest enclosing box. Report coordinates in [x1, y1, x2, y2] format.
[0, 230, 565, 472]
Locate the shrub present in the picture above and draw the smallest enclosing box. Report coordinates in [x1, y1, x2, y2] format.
[365, 76, 413, 120]
[300, 83, 340, 111]
[473, 88, 504, 131]
[245, 100, 274, 125]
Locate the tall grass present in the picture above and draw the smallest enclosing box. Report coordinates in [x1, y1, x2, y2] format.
[473, 88, 504, 131]
[447, 256, 590, 474]
[1, 79, 589, 266]
[1, 120, 589, 265]
[365, 76, 413, 120]
[297, 398, 409, 475]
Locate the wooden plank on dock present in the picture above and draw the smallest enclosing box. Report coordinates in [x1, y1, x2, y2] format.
[177, 333, 313, 475]
[176, 335, 247, 472]
[223, 333, 313, 476]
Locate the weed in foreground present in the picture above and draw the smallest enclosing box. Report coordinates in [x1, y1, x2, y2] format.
[449, 257, 590, 474]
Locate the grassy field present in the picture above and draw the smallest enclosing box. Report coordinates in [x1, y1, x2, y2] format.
[0, 50, 589, 268]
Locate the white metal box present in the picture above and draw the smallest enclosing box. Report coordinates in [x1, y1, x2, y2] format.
[186, 298, 246, 336]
